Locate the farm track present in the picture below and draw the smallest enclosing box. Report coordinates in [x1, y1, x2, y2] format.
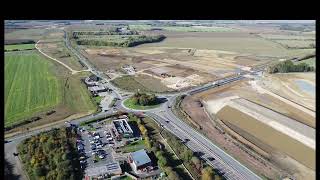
[35, 40, 90, 74]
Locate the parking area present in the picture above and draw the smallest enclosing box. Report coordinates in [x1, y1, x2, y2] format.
[76, 122, 118, 170]
[73, 115, 165, 179]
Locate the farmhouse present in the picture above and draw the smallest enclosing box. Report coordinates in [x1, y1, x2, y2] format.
[88, 85, 107, 95]
[128, 149, 152, 172]
[112, 118, 134, 138]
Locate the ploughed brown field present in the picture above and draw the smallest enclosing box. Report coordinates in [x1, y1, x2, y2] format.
[217, 105, 315, 170]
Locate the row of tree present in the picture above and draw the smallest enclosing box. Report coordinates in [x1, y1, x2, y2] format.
[267, 60, 314, 74]
[75, 35, 166, 47]
[72, 29, 138, 38]
[17, 127, 82, 180]
[162, 130, 224, 180]
[131, 92, 158, 106]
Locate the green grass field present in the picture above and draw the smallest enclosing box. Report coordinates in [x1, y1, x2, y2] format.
[5, 52, 61, 127]
[5, 43, 35, 51]
[123, 98, 161, 110]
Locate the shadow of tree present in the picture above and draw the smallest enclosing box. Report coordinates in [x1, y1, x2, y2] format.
[5, 158, 21, 180]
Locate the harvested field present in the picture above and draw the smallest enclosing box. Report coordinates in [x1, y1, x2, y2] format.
[137, 32, 290, 57]
[5, 28, 47, 41]
[258, 33, 315, 40]
[217, 106, 315, 170]
[37, 41, 86, 71]
[111, 74, 173, 93]
[275, 39, 315, 49]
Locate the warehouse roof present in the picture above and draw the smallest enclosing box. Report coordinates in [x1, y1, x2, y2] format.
[131, 149, 151, 167]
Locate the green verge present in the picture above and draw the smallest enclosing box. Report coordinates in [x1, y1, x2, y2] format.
[120, 139, 146, 153]
[123, 98, 161, 110]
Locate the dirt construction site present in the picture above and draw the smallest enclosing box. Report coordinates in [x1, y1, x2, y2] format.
[83, 46, 273, 90]
[180, 73, 315, 180]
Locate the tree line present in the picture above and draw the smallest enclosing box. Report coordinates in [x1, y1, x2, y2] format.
[161, 130, 224, 180]
[17, 127, 82, 180]
[267, 60, 314, 74]
[75, 35, 165, 47]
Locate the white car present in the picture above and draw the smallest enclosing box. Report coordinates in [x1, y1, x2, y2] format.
[92, 151, 96, 155]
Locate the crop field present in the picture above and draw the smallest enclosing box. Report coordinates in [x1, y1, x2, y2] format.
[5, 28, 47, 41]
[129, 24, 235, 32]
[5, 43, 35, 51]
[137, 32, 289, 57]
[217, 105, 315, 170]
[137, 31, 315, 58]
[4, 48, 96, 132]
[5, 51, 61, 127]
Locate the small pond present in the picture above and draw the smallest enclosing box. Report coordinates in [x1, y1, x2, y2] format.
[294, 79, 315, 96]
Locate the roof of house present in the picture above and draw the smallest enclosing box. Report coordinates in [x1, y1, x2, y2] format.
[131, 149, 151, 167]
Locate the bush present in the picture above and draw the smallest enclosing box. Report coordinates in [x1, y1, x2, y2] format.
[132, 92, 158, 106]
[268, 60, 314, 73]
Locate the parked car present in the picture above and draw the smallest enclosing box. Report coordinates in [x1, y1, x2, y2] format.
[91, 145, 96, 150]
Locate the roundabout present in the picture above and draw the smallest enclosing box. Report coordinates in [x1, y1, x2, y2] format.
[120, 94, 168, 112]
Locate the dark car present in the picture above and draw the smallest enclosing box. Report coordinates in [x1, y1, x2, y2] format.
[208, 157, 215, 161]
